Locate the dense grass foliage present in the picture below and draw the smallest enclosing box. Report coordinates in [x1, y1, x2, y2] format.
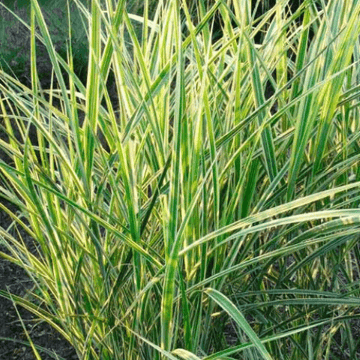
[0, 0, 360, 359]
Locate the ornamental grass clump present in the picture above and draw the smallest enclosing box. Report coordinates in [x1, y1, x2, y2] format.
[1, 0, 360, 359]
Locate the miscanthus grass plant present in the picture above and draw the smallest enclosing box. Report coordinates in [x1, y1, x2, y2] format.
[1, 0, 360, 358]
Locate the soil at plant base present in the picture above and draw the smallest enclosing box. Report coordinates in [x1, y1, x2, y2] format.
[0, 200, 79, 360]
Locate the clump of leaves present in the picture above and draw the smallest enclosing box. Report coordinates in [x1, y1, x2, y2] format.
[1, 0, 360, 359]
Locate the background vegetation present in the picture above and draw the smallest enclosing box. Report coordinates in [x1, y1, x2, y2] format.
[0, 0, 360, 359]
[0, 0, 151, 86]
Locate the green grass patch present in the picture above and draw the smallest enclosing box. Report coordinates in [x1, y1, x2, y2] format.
[0, 0, 360, 359]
